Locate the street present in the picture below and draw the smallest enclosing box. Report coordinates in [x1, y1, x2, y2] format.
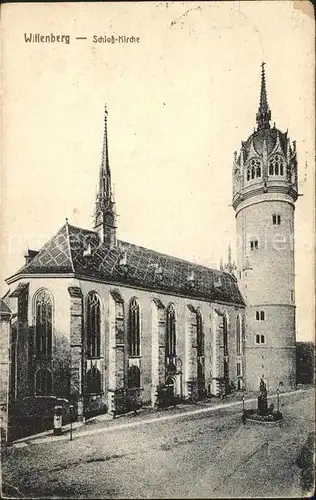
[2, 389, 314, 498]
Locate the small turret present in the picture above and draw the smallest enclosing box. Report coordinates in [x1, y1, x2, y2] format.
[222, 242, 237, 276]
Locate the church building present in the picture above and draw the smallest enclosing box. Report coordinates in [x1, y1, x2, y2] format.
[4, 65, 298, 419]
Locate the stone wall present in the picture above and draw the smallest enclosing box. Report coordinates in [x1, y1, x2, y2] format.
[8, 276, 245, 416]
[236, 192, 296, 393]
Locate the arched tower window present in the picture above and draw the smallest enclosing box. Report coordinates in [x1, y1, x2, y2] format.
[166, 304, 176, 358]
[35, 368, 52, 395]
[269, 155, 284, 176]
[86, 292, 101, 358]
[35, 290, 53, 358]
[196, 309, 204, 357]
[128, 298, 140, 356]
[247, 158, 262, 181]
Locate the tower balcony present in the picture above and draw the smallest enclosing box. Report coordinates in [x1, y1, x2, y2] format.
[233, 178, 298, 212]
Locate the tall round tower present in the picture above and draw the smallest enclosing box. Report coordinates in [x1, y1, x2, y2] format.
[232, 64, 298, 392]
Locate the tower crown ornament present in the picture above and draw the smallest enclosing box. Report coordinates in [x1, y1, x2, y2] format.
[232, 64, 298, 210]
[256, 62, 271, 131]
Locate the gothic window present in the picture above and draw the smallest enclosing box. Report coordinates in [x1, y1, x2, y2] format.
[35, 368, 52, 395]
[237, 362, 241, 376]
[247, 158, 262, 181]
[86, 292, 101, 358]
[196, 309, 204, 357]
[35, 290, 52, 358]
[269, 155, 284, 176]
[86, 365, 101, 394]
[128, 298, 140, 356]
[236, 315, 242, 355]
[128, 365, 141, 389]
[166, 304, 176, 358]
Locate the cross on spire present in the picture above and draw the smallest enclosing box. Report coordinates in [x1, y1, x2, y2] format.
[256, 62, 271, 131]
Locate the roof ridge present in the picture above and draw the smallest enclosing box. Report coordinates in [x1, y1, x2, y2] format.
[67, 222, 96, 234]
[118, 239, 222, 275]
[66, 225, 222, 274]
[65, 220, 75, 273]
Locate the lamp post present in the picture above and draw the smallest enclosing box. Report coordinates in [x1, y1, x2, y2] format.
[69, 405, 74, 441]
[276, 388, 280, 413]
[241, 394, 246, 425]
[176, 357, 183, 401]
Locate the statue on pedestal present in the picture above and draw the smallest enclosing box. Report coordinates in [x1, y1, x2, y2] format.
[257, 378, 268, 415]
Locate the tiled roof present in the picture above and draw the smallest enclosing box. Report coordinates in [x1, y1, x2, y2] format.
[0, 298, 11, 316]
[8, 223, 244, 305]
[18, 224, 74, 274]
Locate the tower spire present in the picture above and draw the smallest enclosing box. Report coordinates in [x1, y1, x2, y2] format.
[223, 241, 236, 276]
[256, 62, 271, 131]
[98, 104, 111, 208]
[94, 105, 117, 247]
[228, 241, 232, 267]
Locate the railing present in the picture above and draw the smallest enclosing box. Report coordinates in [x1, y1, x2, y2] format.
[111, 388, 143, 416]
[187, 380, 207, 402]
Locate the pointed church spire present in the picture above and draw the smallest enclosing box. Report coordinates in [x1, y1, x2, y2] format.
[228, 241, 232, 267]
[94, 105, 117, 247]
[256, 62, 271, 131]
[98, 104, 111, 207]
[223, 241, 236, 275]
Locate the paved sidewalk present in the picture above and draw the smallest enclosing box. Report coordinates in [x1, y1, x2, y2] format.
[11, 388, 306, 447]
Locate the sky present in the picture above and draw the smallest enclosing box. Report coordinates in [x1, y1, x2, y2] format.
[1, 1, 314, 340]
